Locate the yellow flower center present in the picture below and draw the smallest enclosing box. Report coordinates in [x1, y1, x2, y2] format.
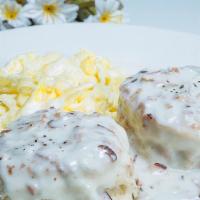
[99, 11, 111, 23]
[4, 6, 19, 20]
[43, 4, 58, 16]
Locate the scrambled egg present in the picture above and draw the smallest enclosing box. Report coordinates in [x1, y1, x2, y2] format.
[0, 50, 124, 130]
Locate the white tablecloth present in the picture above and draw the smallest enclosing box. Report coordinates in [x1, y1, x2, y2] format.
[124, 0, 200, 35]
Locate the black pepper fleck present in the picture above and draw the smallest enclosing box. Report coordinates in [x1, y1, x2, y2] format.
[131, 78, 137, 83]
[193, 83, 197, 87]
[104, 192, 112, 200]
[69, 112, 75, 115]
[140, 70, 148, 73]
[133, 154, 138, 163]
[154, 163, 167, 170]
[132, 193, 136, 200]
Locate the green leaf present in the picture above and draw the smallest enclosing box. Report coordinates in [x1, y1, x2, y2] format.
[66, 0, 96, 21]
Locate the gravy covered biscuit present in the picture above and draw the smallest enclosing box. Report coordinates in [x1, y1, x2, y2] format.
[118, 66, 200, 169]
[0, 108, 138, 200]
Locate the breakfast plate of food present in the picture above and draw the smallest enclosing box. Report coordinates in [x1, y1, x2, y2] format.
[0, 24, 200, 200]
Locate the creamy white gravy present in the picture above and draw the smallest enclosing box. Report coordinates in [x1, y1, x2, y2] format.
[122, 66, 200, 135]
[0, 84, 199, 199]
[0, 108, 136, 200]
[119, 66, 200, 199]
[132, 149, 200, 200]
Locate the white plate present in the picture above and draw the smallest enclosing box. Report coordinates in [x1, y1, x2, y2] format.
[1, 24, 200, 200]
[0, 24, 200, 73]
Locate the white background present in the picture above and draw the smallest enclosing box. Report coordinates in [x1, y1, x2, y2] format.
[124, 0, 200, 35]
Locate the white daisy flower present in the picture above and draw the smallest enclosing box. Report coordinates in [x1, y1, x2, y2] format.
[0, 0, 30, 28]
[23, 0, 79, 25]
[85, 0, 123, 23]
